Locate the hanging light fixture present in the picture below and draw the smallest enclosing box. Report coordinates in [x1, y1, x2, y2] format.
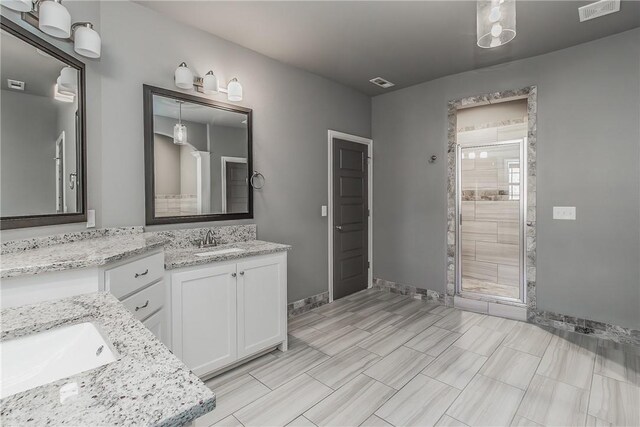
[173, 101, 188, 145]
[477, 0, 516, 49]
[38, 0, 71, 38]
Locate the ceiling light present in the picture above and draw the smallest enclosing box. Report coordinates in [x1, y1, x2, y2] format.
[73, 23, 101, 59]
[227, 78, 243, 102]
[174, 62, 194, 90]
[173, 101, 188, 145]
[38, 0, 71, 39]
[468, 152, 476, 160]
[480, 151, 488, 158]
[1, 0, 32, 12]
[477, 0, 516, 49]
[369, 77, 395, 89]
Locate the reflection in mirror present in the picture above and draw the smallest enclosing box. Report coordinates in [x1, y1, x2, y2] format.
[152, 94, 249, 218]
[0, 22, 84, 228]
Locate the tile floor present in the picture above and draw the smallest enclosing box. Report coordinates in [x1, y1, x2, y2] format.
[195, 289, 640, 427]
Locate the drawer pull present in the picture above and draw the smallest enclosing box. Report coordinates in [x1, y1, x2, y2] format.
[134, 269, 149, 278]
[231, 272, 237, 277]
[135, 300, 149, 311]
[239, 271, 245, 275]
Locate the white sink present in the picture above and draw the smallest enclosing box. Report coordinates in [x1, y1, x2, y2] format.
[0, 322, 117, 399]
[195, 248, 245, 257]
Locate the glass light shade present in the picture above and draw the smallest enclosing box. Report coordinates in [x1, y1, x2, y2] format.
[54, 83, 74, 102]
[477, 0, 516, 49]
[74, 24, 101, 58]
[227, 78, 243, 102]
[59, 66, 77, 95]
[203, 71, 218, 94]
[39, 0, 71, 39]
[56, 75, 74, 96]
[0, 0, 33, 12]
[173, 123, 187, 145]
[174, 63, 193, 90]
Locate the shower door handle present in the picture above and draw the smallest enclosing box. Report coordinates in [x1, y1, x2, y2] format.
[335, 225, 343, 231]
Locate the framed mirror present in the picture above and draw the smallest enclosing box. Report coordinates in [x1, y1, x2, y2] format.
[0, 17, 86, 230]
[143, 85, 253, 225]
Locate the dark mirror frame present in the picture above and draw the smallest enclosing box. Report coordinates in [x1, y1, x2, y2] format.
[143, 84, 254, 225]
[0, 16, 87, 230]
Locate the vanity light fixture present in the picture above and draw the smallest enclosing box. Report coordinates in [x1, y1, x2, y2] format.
[54, 83, 74, 102]
[477, 0, 516, 49]
[5, 0, 102, 58]
[174, 62, 244, 102]
[58, 66, 76, 95]
[173, 101, 188, 145]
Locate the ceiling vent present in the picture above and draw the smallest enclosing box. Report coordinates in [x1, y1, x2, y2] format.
[7, 79, 25, 91]
[579, 0, 620, 22]
[369, 77, 395, 89]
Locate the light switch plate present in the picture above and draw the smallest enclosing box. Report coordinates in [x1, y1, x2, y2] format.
[321, 205, 328, 217]
[553, 206, 576, 220]
[86, 209, 96, 228]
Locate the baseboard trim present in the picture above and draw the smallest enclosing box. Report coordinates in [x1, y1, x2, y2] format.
[287, 291, 330, 318]
[373, 277, 444, 304]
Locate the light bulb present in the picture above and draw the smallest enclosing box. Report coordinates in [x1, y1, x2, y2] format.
[490, 37, 501, 48]
[491, 23, 503, 38]
[489, 6, 501, 22]
[480, 151, 488, 159]
[468, 152, 476, 160]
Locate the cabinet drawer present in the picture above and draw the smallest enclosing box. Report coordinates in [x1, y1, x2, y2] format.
[105, 252, 164, 299]
[122, 280, 164, 321]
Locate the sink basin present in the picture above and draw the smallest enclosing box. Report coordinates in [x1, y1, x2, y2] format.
[0, 322, 117, 399]
[195, 248, 245, 257]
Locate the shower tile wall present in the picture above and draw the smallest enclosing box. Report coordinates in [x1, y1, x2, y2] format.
[460, 136, 521, 298]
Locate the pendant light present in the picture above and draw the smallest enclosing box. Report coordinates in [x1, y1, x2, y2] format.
[173, 101, 188, 145]
[477, 0, 516, 49]
[38, 0, 71, 39]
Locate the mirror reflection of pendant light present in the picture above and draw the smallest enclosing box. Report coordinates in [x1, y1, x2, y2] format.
[173, 101, 188, 145]
[38, 0, 71, 39]
[477, 0, 516, 49]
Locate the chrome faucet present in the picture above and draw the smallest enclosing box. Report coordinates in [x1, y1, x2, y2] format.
[199, 230, 217, 248]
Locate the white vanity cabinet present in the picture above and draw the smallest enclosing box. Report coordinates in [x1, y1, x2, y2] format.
[170, 252, 287, 378]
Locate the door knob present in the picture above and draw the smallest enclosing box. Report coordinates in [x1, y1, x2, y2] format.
[335, 225, 343, 231]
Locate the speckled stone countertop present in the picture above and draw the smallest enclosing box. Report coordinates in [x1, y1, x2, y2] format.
[0, 233, 167, 279]
[164, 240, 291, 270]
[0, 292, 215, 426]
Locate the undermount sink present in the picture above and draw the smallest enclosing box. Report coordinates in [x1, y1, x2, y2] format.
[0, 322, 117, 399]
[195, 248, 245, 257]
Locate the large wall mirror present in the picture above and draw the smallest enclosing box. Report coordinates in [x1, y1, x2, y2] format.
[0, 17, 86, 230]
[143, 85, 253, 225]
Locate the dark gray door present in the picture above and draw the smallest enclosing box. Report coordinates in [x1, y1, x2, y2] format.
[226, 162, 248, 213]
[333, 138, 369, 300]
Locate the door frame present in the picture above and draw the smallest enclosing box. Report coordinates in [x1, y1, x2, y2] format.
[221, 156, 248, 213]
[327, 130, 373, 302]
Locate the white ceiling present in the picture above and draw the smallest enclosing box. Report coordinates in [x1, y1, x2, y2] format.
[153, 95, 248, 128]
[139, 1, 640, 96]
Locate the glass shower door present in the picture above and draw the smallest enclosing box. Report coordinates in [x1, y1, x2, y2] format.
[458, 141, 524, 301]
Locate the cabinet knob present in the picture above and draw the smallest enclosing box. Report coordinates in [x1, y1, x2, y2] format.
[231, 272, 237, 277]
[239, 271, 245, 275]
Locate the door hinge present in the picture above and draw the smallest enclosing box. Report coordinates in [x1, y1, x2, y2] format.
[367, 261, 370, 268]
[367, 209, 370, 217]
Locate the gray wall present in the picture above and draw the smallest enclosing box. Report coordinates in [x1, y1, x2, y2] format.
[154, 134, 180, 195]
[153, 115, 208, 152]
[0, 1, 371, 303]
[372, 29, 640, 329]
[1, 90, 58, 216]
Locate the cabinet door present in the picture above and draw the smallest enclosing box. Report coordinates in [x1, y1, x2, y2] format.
[237, 253, 287, 358]
[172, 264, 237, 376]
[142, 309, 164, 342]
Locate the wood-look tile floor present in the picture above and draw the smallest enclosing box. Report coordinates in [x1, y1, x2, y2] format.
[196, 289, 640, 427]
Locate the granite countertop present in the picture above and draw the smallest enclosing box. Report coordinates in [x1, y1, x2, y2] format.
[0, 233, 167, 279]
[164, 240, 292, 270]
[0, 292, 215, 426]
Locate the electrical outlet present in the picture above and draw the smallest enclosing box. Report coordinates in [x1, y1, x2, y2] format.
[553, 206, 576, 220]
[86, 209, 96, 228]
[321, 205, 328, 217]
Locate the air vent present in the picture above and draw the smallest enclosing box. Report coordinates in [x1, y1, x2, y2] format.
[369, 77, 395, 89]
[7, 79, 25, 91]
[579, 0, 620, 22]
